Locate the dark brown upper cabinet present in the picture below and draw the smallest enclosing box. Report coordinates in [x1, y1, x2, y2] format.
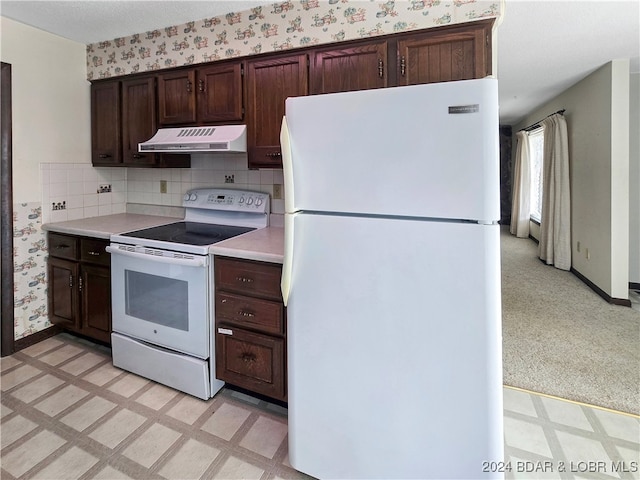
[157, 69, 197, 125]
[245, 53, 308, 169]
[91, 80, 121, 166]
[157, 63, 243, 126]
[396, 19, 493, 86]
[121, 76, 158, 167]
[197, 63, 244, 123]
[309, 41, 388, 95]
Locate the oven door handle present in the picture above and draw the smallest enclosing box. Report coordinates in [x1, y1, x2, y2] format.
[106, 245, 208, 268]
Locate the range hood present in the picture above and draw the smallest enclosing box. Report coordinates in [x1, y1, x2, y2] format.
[139, 125, 246, 153]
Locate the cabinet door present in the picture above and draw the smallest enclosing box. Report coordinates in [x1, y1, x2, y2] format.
[47, 257, 79, 329]
[397, 20, 492, 86]
[246, 53, 308, 169]
[91, 81, 121, 165]
[121, 76, 158, 167]
[197, 63, 243, 123]
[80, 264, 112, 344]
[310, 41, 387, 94]
[216, 326, 285, 401]
[158, 69, 197, 125]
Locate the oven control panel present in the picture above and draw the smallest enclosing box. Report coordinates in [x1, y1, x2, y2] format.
[183, 188, 270, 214]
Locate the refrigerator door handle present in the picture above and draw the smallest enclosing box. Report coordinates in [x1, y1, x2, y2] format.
[280, 116, 295, 213]
[281, 213, 294, 306]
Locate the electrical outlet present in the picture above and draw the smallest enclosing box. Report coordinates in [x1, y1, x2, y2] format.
[225, 174, 235, 184]
[97, 184, 112, 193]
[160, 180, 167, 194]
[52, 201, 66, 211]
[273, 184, 282, 200]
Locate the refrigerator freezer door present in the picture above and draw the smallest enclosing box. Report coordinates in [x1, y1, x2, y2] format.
[284, 78, 499, 222]
[286, 212, 503, 479]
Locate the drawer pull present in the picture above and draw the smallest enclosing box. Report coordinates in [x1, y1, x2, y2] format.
[218, 327, 233, 335]
[56, 244, 71, 249]
[238, 310, 255, 318]
[87, 251, 101, 256]
[236, 276, 253, 284]
[240, 352, 257, 364]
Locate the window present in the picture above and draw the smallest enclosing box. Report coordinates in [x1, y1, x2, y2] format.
[528, 128, 544, 222]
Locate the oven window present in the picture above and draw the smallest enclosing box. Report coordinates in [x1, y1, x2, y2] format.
[124, 270, 188, 331]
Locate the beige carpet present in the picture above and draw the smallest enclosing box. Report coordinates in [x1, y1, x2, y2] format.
[500, 227, 640, 415]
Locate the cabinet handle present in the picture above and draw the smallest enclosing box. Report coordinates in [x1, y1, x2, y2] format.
[265, 152, 282, 158]
[400, 56, 406, 77]
[238, 310, 255, 318]
[198, 79, 205, 93]
[98, 154, 111, 159]
[378, 58, 384, 78]
[132, 154, 144, 159]
[69, 275, 73, 288]
[240, 352, 257, 364]
[78, 276, 83, 292]
[87, 251, 100, 256]
[55, 244, 71, 250]
[235, 276, 253, 283]
[186, 80, 192, 93]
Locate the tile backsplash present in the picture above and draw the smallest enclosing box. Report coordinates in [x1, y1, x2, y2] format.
[40, 154, 285, 224]
[40, 163, 127, 224]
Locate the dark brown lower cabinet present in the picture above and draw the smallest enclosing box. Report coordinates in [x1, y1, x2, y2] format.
[47, 233, 111, 344]
[215, 256, 286, 402]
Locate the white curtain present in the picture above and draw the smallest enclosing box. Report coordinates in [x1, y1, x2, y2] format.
[510, 131, 531, 238]
[539, 114, 571, 270]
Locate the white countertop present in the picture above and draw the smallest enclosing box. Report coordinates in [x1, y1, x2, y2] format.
[210, 227, 284, 264]
[42, 214, 285, 263]
[42, 213, 181, 239]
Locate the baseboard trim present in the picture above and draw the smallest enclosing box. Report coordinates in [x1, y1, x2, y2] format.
[571, 268, 632, 307]
[630, 282, 640, 291]
[14, 325, 62, 352]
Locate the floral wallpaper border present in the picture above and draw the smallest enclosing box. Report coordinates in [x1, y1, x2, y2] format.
[87, 0, 501, 80]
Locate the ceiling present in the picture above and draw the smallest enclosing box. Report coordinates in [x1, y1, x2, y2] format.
[1, 0, 638, 125]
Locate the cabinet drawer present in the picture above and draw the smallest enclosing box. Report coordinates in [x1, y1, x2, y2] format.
[48, 233, 79, 260]
[215, 257, 282, 300]
[216, 326, 285, 401]
[80, 238, 110, 266]
[216, 292, 283, 336]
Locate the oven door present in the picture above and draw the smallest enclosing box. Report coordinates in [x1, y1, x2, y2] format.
[107, 243, 209, 359]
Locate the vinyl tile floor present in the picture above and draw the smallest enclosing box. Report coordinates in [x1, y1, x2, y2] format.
[1, 334, 638, 480]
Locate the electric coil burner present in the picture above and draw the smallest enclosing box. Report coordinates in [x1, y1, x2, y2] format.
[107, 188, 270, 399]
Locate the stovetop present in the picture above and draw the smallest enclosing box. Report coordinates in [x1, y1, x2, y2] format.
[120, 222, 255, 247]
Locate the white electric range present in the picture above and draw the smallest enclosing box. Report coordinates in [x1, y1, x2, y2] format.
[107, 188, 270, 399]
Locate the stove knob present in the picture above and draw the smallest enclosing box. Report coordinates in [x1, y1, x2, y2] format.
[238, 196, 245, 204]
[256, 198, 263, 207]
[183, 193, 191, 202]
[189, 193, 198, 202]
[247, 197, 254, 205]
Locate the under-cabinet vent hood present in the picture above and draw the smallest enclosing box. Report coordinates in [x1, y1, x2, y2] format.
[139, 125, 246, 153]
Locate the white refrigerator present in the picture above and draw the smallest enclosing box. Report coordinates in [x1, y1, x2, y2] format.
[280, 78, 504, 480]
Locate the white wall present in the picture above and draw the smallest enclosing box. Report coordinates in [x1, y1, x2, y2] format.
[513, 60, 631, 301]
[629, 73, 640, 285]
[0, 17, 91, 202]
